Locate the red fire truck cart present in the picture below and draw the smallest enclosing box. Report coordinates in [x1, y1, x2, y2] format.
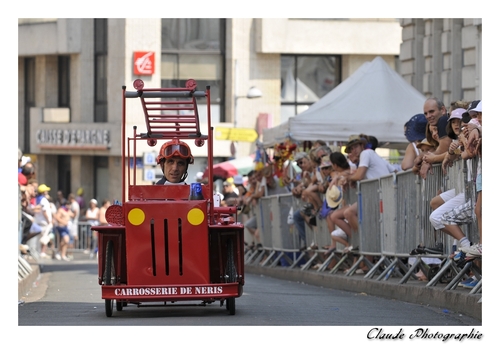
[91, 79, 245, 317]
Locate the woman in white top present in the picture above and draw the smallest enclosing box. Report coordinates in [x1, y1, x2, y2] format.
[85, 199, 100, 226]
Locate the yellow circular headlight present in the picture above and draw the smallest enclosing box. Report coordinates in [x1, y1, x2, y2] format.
[128, 208, 145, 226]
[187, 208, 204, 226]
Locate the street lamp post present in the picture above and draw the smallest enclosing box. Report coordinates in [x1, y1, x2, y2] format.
[234, 86, 262, 128]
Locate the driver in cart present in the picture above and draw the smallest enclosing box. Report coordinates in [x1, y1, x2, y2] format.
[155, 138, 194, 185]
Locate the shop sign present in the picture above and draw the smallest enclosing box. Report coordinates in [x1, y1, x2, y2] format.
[36, 128, 111, 149]
[134, 51, 155, 75]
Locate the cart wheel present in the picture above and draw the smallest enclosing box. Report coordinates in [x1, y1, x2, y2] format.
[225, 238, 237, 315]
[226, 298, 235, 314]
[105, 299, 114, 317]
[116, 301, 123, 311]
[104, 240, 115, 317]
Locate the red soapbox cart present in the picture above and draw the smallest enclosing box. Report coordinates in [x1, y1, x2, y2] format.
[92, 79, 245, 317]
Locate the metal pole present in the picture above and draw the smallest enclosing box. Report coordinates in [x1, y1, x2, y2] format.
[232, 60, 239, 158]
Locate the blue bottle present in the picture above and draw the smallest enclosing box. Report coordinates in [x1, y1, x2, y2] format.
[188, 182, 204, 200]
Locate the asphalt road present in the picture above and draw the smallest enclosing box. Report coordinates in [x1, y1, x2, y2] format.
[17, 252, 484, 341]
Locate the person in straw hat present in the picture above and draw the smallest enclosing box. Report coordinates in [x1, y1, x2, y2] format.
[324, 152, 353, 256]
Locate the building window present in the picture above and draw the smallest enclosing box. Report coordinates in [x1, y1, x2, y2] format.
[94, 156, 109, 204]
[161, 19, 225, 123]
[24, 57, 36, 152]
[58, 55, 70, 108]
[94, 18, 108, 122]
[57, 155, 72, 196]
[280, 55, 341, 124]
[161, 18, 222, 52]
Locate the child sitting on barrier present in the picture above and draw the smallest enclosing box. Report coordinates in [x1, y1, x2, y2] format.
[324, 152, 352, 255]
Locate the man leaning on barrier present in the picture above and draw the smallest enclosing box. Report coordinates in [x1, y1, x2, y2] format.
[420, 97, 452, 179]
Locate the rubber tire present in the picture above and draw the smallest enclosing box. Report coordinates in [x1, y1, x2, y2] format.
[116, 301, 123, 311]
[104, 240, 115, 317]
[226, 298, 235, 314]
[225, 238, 237, 315]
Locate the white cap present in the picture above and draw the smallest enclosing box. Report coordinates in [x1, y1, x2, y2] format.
[21, 156, 31, 167]
[233, 175, 244, 185]
[470, 100, 482, 112]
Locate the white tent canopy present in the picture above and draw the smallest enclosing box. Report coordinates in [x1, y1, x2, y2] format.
[262, 57, 427, 148]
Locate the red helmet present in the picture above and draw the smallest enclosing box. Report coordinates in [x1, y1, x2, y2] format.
[156, 138, 194, 164]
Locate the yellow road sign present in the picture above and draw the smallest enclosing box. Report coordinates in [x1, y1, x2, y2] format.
[214, 127, 258, 142]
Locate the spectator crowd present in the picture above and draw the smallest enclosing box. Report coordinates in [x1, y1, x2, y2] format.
[18, 97, 482, 289]
[238, 97, 482, 287]
[18, 156, 111, 261]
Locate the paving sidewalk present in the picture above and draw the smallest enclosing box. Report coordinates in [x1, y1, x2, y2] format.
[18, 250, 94, 303]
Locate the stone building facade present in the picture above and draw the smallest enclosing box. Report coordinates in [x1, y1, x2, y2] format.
[399, 18, 482, 105]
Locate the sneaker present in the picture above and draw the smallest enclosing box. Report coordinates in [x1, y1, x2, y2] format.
[40, 252, 48, 258]
[410, 245, 426, 255]
[425, 243, 443, 254]
[461, 243, 482, 257]
[343, 245, 354, 254]
[307, 215, 317, 226]
[83, 249, 90, 254]
[458, 277, 475, 287]
[55, 253, 62, 260]
[301, 203, 314, 216]
[62, 256, 71, 262]
[460, 256, 476, 269]
[452, 251, 466, 261]
[307, 243, 318, 251]
[462, 278, 479, 289]
[19, 244, 30, 254]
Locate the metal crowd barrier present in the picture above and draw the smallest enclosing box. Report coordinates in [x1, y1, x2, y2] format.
[30, 221, 99, 257]
[253, 194, 303, 267]
[246, 156, 481, 295]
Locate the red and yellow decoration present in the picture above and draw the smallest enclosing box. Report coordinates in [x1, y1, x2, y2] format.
[273, 139, 297, 185]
